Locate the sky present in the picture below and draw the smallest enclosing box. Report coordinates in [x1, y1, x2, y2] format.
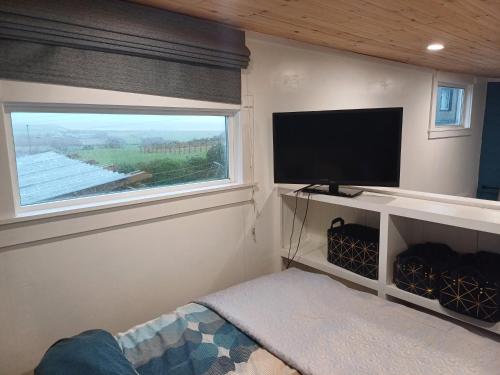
[11, 112, 226, 132]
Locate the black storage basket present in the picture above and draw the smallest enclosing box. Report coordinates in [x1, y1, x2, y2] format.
[327, 217, 379, 280]
[439, 251, 500, 323]
[394, 243, 457, 299]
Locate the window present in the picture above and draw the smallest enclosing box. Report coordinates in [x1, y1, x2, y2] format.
[9, 112, 231, 207]
[429, 72, 474, 139]
[435, 86, 465, 126]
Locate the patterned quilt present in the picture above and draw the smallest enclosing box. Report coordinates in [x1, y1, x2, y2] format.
[115, 303, 298, 375]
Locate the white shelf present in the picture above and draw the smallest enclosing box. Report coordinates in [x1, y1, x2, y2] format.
[279, 244, 380, 291]
[280, 186, 500, 235]
[279, 186, 394, 213]
[384, 284, 500, 334]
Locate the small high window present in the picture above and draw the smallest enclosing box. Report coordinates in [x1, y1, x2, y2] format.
[429, 73, 474, 139]
[435, 85, 465, 126]
[10, 112, 230, 206]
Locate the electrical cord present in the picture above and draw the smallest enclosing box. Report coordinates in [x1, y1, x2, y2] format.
[286, 191, 300, 264]
[286, 192, 312, 269]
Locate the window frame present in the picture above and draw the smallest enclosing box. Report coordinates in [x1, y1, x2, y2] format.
[428, 72, 474, 139]
[3, 103, 241, 215]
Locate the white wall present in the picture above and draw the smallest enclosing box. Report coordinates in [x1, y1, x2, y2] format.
[244, 33, 487, 199]
[0, 32, 488, 375]
[0, 199, 281, 375]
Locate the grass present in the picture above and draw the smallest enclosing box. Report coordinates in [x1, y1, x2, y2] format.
[76, 145, 208, 169]
[73, 143, 227, 188]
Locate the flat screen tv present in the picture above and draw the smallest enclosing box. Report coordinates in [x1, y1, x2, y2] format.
[273, 107, 402, 195]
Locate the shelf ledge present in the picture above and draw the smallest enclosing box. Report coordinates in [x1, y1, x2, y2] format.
[279, 244, 380, 292]
[384, 284, 499, 334]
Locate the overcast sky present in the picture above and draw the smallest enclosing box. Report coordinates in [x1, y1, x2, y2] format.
[11, 112, 226, 132]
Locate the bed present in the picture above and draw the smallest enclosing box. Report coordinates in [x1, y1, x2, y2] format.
[36, 268, 500, 375]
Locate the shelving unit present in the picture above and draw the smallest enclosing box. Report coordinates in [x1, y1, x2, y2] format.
[278, 185, 500, 334]
[279, 243, 379, 291]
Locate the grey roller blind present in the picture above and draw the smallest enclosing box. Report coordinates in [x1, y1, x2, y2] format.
[0, 0, 250, 104]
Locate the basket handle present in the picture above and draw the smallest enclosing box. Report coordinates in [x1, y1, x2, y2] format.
[330, 217, 345, 230]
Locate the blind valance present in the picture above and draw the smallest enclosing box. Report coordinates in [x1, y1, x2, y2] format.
[0, 0, 250, 103]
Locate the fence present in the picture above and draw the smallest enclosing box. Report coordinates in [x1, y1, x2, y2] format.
[139, 140, 220, 154]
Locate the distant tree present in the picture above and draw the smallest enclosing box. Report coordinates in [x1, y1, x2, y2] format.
[141, 137, 165, 146]
[104, 136, 125, 149]
[206, 143, 226, 165]
[206, 143, 227, 178]
[49, 136, 82, 152]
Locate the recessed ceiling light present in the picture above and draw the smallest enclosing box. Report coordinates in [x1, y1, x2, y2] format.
[427, 43, 444, 51]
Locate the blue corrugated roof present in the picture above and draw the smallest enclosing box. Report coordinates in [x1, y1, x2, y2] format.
[17, 152, 133, 205]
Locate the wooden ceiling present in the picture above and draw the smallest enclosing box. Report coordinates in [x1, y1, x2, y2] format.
[131, 0, 500, 77]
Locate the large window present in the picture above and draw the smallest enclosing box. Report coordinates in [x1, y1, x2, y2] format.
[10, 112, 230, 206]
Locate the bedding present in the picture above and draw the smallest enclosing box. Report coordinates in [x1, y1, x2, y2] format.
[35, 329, 139, 375]
[115, 303, 297, 375]
[37, 268, 500, 375]
[197, 268, 500, 375]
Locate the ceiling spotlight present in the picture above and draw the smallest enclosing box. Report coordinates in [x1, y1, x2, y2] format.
[427, 43, 444, 51]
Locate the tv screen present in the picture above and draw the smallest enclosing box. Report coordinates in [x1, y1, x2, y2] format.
[273, 107, 403, 186]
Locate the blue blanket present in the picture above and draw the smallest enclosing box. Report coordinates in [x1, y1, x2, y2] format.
[36, 303, 295, 374]
[115, 303, 296, 375]
[35, 329, 138, 375]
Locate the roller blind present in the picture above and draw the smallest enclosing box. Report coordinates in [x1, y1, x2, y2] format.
[0, 0, 250, 104]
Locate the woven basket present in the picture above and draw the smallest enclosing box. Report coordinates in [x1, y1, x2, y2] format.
[327, 217, 379, 280]
[394, 243, 457, 299]
[439, 252, 500, 323]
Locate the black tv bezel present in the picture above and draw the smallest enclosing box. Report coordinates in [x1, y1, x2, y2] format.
[272, 107, 403, 187]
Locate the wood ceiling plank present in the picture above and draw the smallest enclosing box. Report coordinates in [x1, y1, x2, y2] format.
[361, 0, 500, 49]
[131, 0, 500, 77]
[222, 1, 499, 67]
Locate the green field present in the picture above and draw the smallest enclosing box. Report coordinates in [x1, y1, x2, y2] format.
[76, 145, 207, 169]
[73, 143, 227, 188]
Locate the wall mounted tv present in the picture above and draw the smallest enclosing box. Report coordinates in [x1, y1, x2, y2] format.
[273, 107, 403, 197]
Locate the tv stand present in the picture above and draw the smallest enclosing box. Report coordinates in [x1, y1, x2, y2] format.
[301, 184, 363, 198]
[277, 184, 500, 334]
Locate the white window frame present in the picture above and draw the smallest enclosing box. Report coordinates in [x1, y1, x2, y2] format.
[428, 72, 474, 139]
[0, 84, 246, 218]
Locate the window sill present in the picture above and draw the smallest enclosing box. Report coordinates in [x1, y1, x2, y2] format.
[1, 182, 254, 226]
[0, 182, 255, 249]
[428, 127, 472, 139]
